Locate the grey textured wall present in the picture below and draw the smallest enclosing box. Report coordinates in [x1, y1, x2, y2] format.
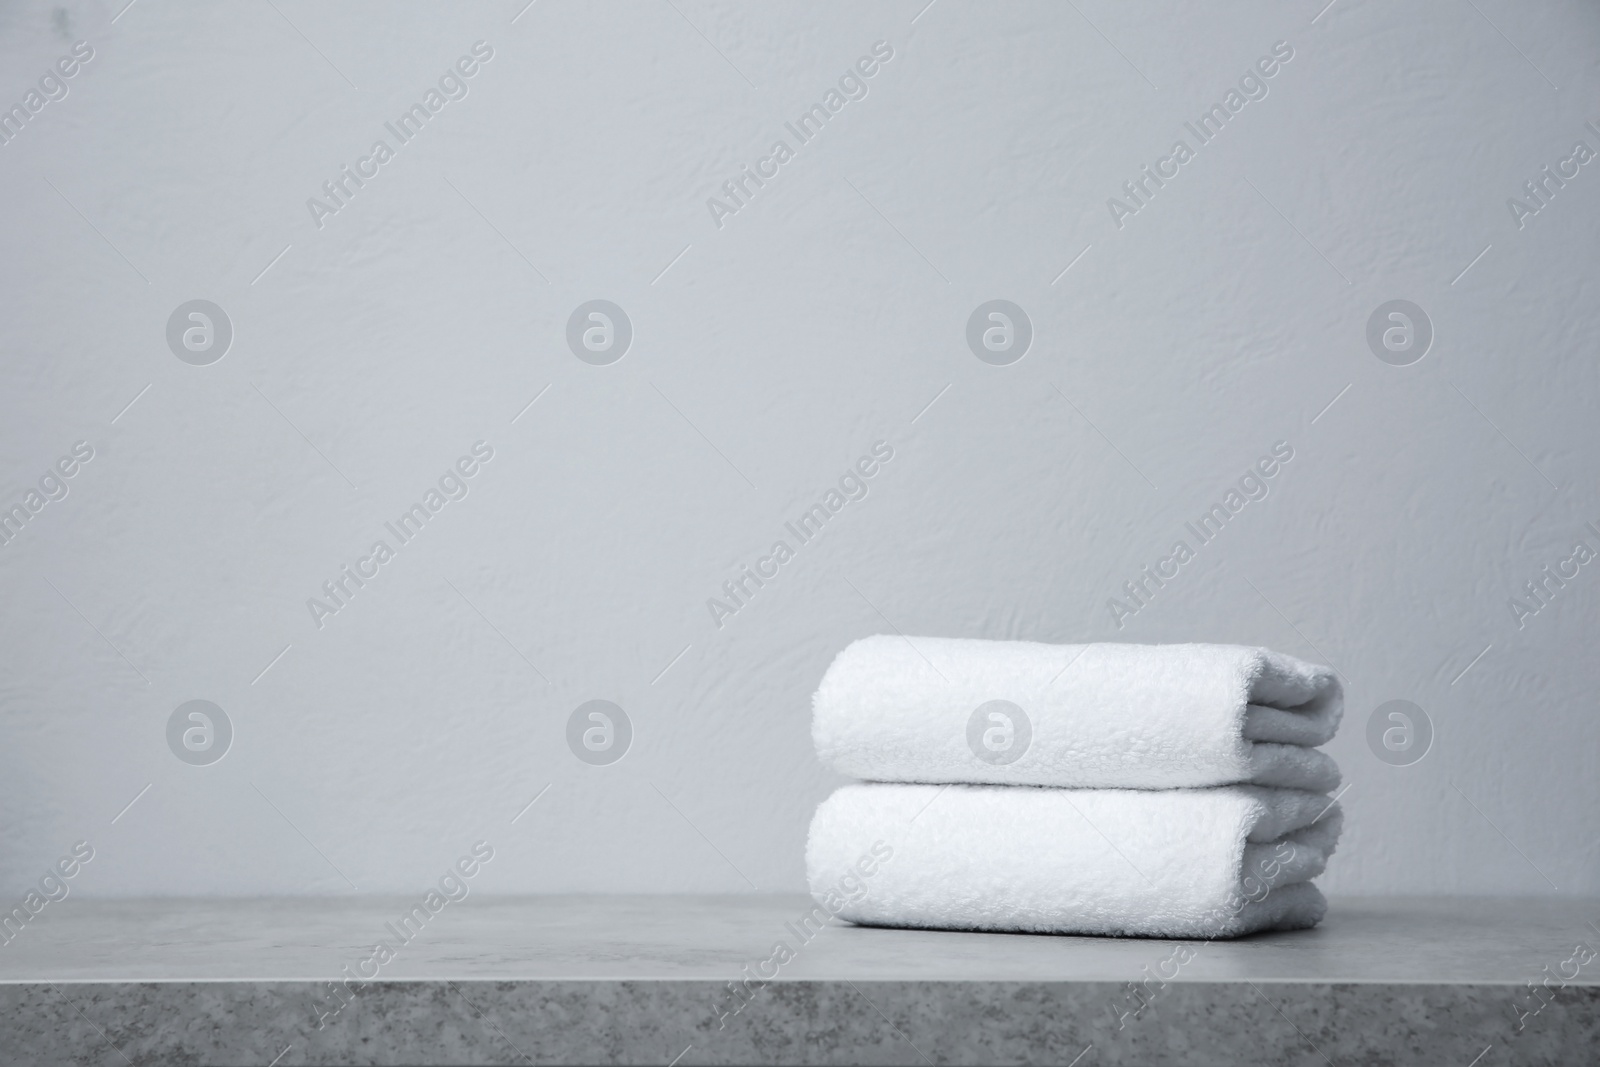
[1, 0, 1596, 899]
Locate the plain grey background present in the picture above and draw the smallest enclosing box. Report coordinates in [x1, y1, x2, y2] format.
[1, 0, 1597, 900]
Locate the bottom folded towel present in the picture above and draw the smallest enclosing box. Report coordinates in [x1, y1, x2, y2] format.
[805, 783, 1342, 939]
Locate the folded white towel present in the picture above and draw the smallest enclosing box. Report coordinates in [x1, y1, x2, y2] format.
[806, 782, 1341, 938]
[813, 637, 1342, 790]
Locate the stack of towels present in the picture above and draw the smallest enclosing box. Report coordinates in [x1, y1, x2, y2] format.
[806, 637, 1345, 938]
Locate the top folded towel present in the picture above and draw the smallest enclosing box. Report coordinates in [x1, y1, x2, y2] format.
[813, 637, 1342, 790]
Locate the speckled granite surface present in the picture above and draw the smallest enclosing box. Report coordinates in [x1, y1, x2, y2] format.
[2, 896, 1597, 1064]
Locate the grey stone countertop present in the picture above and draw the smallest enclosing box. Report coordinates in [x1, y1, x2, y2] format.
[2, 895, 1598, 1065]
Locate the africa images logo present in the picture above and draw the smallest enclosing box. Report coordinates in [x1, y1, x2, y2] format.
[305, 442, 494, 630]
[705, 40, 895, 230]
[0, 40, 94, 148]
[705, 441, 894, 628]
[1106, 41, 1294, 230]
[305, 42, 495, 229]
[1108, 441, 1294, 628]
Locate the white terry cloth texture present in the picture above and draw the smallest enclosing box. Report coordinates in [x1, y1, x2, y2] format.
[813, 637, 1343, 791]
[806, 782, 1342, 938]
